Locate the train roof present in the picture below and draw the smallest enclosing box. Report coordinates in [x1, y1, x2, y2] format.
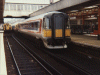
[13, 11, 68, 25]
[20, 11, 66, 24]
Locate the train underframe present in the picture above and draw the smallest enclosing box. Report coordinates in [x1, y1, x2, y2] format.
[43, 37, 71, 49]
[16, 30, 71, 49]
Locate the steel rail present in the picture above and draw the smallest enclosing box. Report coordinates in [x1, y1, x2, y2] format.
[23, 35, 93, 75]
[13, 34, 93, 75]
[43, 49, 93, 75]
[12, 35, 60, 75]
[6, 37, 21, 75]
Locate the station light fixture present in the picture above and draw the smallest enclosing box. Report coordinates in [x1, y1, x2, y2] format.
[70, 10, 78, 12]
[70, 17, 76, 20]
[84, 5, 98, 9]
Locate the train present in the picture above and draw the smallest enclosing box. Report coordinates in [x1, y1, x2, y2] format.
[3, 23, 12, 31]
[13, 11, 71, 49]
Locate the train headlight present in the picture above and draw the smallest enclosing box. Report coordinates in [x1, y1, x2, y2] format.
[66, 26, 69, 29]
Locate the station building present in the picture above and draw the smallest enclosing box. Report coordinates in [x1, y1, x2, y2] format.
[68, 5, 99, 34]
[4, 2, 49, 17]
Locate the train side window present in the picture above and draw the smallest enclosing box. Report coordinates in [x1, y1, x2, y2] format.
[32, 23, 34, 27]
[33, 22, 38, 30]
[37, 22, 40, 28]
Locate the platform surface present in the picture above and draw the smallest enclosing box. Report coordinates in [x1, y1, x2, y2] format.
[71, 34, 100, 48]
[0, 32, 7, 75]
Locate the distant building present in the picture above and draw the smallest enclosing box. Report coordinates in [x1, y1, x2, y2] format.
[50, 0, 60, 3]
[53, 0, 60, 3]
[4, 2, 49, 12]
[4, 2, 49, 17]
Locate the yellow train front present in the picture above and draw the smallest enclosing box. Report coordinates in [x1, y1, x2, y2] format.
[42, 13, 71, 49]
[3, 23, 12, 31]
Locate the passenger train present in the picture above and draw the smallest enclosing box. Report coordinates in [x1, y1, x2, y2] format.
[3, 23, 12, 31]
[13, 11, 71, 49]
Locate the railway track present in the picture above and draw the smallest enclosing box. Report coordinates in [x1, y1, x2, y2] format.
[12, 34, 78, 75]
[13, 32, 100, 75]
[43, 50, 93, 75]
[69, 42, 100, 60]
[18, 38, 91, 75]
[5, 31, 100, 75]
[6, 35, 61, 75]
[4, 35, 18, 75]
[13, 33, 97, 75]
[43, 45, 100, 75]
[45, 46, 100, 75]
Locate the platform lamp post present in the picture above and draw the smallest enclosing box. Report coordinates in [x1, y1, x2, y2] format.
[98, 5, 100, 40]
[82, 15, 84, 25]
[82, 15, 85, 34]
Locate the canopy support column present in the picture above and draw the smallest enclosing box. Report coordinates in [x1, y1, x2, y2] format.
[98, 5, 100, 40]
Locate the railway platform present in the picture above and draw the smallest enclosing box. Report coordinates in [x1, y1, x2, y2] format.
[71, 34, 100, 49]
[0, 30, 7, 75]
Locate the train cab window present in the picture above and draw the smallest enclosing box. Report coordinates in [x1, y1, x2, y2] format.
[46, 18, 50, 29]
[54, 15, 63, 29]
[65, 18, 70, 29]
[43, 18, 50, 29]
[43, 18, 46, 29]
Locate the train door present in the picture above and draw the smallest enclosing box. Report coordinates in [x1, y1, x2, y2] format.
[53, 14, 65, 38]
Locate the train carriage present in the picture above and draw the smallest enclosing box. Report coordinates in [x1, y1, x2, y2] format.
[14, 11, 71, 49]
